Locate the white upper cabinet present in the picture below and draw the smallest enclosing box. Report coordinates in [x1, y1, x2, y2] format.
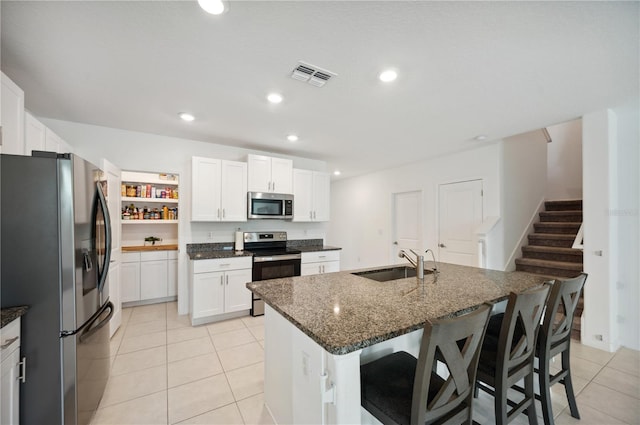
[247, 154, 292, 194]
[24, 111, 73, 156]
[1, 72, 25, 155]
[293, 169, 330, 222]
[192, 157, 221, 221]
[24, 111, 46, 155]
[220, 160, 248, 221]
[191, 156, 247, 222]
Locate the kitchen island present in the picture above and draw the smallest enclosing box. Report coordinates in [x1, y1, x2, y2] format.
[247, 262, 549, 424]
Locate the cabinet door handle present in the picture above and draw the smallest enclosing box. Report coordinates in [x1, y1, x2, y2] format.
[222, 208, 226, 219]
[217, 208, 221, 219]
[309, 211, 313, 219]
[220, 276, 224, 285]
[322, 265, 325, 273]
[0, 336, 18, 349]
[273, 181, 275, 191]
[18, 356, 26, 383]
[226, 275, 229, 285]
[313, 211, 316, 220]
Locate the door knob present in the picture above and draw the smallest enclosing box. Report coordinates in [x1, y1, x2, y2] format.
[393, 241, 398, 245]
[439, 243, 446, 248]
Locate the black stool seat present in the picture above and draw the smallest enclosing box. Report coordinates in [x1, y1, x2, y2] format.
[361, 351, 446, 425]
[360, 304, 492, 425]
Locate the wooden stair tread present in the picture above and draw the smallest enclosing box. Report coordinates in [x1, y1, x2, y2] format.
[515, 258, 583, 270]
[522, 246, 582, 254]
[529, 233, 575, 240]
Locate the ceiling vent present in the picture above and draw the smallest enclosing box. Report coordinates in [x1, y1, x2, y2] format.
[291, 62, 336, 87]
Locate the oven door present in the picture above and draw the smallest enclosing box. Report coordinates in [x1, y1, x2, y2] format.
[252, 256, 301, 281]
[251, 256, 301, 316]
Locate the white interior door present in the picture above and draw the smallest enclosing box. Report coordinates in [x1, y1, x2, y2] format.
[392, 191, 422, 264]
[438, 180, 483, 266]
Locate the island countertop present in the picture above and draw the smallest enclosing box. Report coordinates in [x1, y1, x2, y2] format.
[246, 262, 549, 355]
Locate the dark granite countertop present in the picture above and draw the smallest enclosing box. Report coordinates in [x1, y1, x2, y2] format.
[186, 240, 342, 260]
[1, 306, 28, 328]
[246, 262, 549, 355]
[188, 250, 253, 260]
[297, 245, 342, 253]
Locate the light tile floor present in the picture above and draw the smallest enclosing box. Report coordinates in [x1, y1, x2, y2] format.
[92, 302, 640, 424]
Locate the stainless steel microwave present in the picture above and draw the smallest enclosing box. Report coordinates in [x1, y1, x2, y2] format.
[247, 192, 294, 220]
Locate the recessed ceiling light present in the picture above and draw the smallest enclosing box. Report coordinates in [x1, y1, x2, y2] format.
[333, 170, 341, 176]
[178, 112, 195, 122]
[198, 0, 225, 15]
[474, 135, 488, 141]
[287, 134, 299, 142]
[267, 93, 283, 104]
[379, 69, 398, 83]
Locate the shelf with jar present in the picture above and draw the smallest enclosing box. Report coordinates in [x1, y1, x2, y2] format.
[120, 171, 179, 232]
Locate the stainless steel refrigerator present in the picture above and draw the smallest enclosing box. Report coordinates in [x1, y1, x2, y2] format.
[1, 151, 113, 424]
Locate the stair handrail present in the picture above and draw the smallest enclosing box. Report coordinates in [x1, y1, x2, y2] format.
[572, 222, 584, 250]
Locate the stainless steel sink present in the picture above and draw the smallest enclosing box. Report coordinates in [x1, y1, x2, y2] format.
[352, 266, 431, 282]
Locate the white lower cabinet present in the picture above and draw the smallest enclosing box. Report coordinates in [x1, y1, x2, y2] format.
[300, 250, 341, 276]
[1, 317, 23, 425]
[121, 250, 178, 304]
[190, 256, 252, 324]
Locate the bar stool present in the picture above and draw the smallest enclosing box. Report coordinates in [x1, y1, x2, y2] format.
[537, 273, 587, 425]
[475, 284, 551, 425]
[360, 304, 492, 425]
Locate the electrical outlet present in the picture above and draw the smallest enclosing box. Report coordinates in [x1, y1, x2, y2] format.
[207, 231, 214, 240]
[595, 334, 603, 341]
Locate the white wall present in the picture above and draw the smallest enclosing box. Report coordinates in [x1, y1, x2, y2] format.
[546, 119, 583, 200]
[582, 109, 619, 352]
[501, 130, 548, 271]
[327, 143, 503, 271]
[42, 118, 328, 314]
[612, 100, 640, 350]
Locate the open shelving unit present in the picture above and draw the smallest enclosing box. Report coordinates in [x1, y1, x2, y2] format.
[121, 170, 179, 246]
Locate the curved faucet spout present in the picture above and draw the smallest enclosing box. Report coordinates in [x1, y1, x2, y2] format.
[424, 249, 439, 274]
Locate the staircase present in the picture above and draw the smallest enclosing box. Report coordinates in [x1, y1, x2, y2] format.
[515, 199, 584, 340]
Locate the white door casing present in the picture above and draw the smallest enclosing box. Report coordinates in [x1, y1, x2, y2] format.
[392, 191, 422, 264]
[438, 179, 483, 267]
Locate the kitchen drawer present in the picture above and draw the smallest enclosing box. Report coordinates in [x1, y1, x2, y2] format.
[1, 318, 21, 363]
[301, 250, 340, 264]
[192, 256, 252, 274]
[122, 252, 141, 263]
[141, 251, 169, 262]
[167, 250, 178, 260]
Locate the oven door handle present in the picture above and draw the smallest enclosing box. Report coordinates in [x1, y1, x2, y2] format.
[253, 254, 302, 263]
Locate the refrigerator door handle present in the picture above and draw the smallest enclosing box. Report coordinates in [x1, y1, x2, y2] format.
[95, 182, 112, 293]
[79, 301, 113, 343]
[60, 300, 113, 339]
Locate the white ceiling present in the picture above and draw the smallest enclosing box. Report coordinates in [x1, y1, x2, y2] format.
[2, 1, 638, 179]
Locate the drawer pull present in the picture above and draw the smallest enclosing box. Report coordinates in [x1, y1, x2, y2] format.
[319, 255, 326, 258]
[18, 356, 26, 383]
[219, 263, 231, 267]
[1, 336, 19, 349]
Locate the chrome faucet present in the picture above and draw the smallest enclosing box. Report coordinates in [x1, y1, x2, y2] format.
[398, 249, 424, 279]
[424, 249, 439, 274]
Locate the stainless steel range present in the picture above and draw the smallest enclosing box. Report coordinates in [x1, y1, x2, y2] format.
[244, 231, 301, 316]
